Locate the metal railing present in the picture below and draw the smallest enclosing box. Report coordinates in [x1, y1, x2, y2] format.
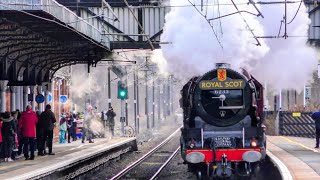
[0, 0, 110, 49]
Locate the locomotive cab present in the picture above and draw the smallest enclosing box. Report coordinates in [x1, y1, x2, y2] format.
[180, 64, 266, 179]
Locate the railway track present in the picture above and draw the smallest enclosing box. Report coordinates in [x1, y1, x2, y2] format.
[110, 127, 181, 180]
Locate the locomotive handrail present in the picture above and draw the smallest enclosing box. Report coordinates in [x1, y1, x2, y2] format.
[219, 105, 244, 110]
[210, 95, 245, 110]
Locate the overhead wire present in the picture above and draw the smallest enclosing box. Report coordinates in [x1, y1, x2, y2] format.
[286, 0, 302, 24]
[123, 0, 155, 50]
[9, 1, 152, 83]
[248, 0, 264, 18]
[217, 0, 223, 36]
[2, 1, 302, 9]
[100, 22, 156, 83]
[204, 0, 209, 17]
[230, 0, 261, 46]
[277, 20, 284, 37]
[0, 1, 177, 88]
[187, 0, 223, 49]
[109, 61, 150, 82]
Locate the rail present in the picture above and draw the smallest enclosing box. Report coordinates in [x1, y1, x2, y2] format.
[110, 126, 181, 180]
[150, 147, 180, 180]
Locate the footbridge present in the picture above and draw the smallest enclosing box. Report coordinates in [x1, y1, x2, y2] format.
[0, 0, 167, 112]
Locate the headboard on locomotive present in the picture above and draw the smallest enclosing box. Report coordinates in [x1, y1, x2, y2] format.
[194, 64, 253, 127]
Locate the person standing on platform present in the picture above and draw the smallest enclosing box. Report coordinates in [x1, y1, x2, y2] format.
[11, 111, 18, 160]
[67, 113, 73, 143]
[60, 114, 67, 144]
[312, 111, 320, 148]
[72, 113, 77, 141]
[18, 105, 38, 160]
[0, 115, 3, 160]
[35, 111, 42, 156]
[17, 112, 24, 157]
[2, 112, 15, 162]
[106, 107, 116, 137]
[38, 104, 56, 156]
[101, 111, 105, 128]
[82, 105, 94, 143]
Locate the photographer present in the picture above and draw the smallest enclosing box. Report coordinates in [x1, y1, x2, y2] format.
[106, 107, 116, 137]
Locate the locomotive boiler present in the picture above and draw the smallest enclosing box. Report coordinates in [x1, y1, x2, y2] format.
[180, 63, 266, 179]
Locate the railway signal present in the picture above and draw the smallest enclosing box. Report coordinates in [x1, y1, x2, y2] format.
[117, 80, 128, 100]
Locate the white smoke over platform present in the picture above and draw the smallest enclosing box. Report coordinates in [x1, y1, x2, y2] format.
[158, 0, 318, 91]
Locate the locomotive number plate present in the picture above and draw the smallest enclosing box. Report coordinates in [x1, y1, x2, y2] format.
[213, 90, 230, 94]
[214, 137, 235, 148]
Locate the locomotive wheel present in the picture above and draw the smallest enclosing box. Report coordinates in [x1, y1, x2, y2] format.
[196, 170, 210, 180]
[188, 164, 196, 172]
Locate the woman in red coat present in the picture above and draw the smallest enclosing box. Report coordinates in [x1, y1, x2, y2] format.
[18, 105, 38, 160]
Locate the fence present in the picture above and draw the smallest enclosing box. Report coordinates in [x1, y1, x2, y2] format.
[278, 111, 315, 138]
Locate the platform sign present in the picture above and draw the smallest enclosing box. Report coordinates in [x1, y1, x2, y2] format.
[124, 126, 135, 137]
[292, 112, 301, 117]
[305, 86, 311, 98]
[35, 94, 45, 103]
[48, 93, 52, 103]
[42, 82, 52, 91]
[60, 95, 68, 104]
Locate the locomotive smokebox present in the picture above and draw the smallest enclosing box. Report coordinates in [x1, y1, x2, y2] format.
[216, 63, 230, 69]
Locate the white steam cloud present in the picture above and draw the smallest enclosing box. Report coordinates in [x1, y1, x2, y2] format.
[70, 65, 102, 99]
[253, 2, 317, 91]
[158, 0, 318, 91]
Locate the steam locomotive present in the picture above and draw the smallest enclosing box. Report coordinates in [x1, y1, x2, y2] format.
[180, 63, 266, 179]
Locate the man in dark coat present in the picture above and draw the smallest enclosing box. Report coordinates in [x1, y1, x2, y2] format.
[35, 111, 42, 156]
[106, 107, 116, 137]
[18, 105, 38, 160]
[312, 112, 320, 148]
[38, 104, 56, 155]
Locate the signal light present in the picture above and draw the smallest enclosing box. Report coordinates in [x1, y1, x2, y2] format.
[117, 81, 128, 100]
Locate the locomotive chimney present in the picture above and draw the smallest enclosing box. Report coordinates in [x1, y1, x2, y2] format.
[216, 63, 230, 69]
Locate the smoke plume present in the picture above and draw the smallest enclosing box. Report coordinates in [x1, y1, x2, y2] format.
[70, 65, 102, 99]
[159, 0, 317, 91]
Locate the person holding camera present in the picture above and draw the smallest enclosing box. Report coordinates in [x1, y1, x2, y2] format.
[106, 107, 116, 137]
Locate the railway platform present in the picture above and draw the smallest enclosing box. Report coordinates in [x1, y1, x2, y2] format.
[267, 136, 320, 180]
[0, 137, 137, 180]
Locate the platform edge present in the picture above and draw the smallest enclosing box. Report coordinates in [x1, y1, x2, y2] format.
[267, 150, 293, 180]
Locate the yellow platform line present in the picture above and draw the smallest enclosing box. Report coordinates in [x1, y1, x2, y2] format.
[280, 136, 318, 153]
